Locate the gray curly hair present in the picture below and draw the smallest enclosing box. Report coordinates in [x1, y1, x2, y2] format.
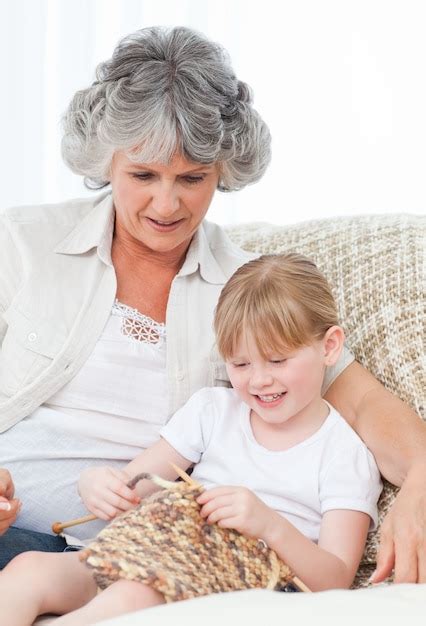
[61, 26, 271, 191]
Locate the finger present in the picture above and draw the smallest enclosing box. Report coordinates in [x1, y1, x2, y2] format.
[115, 483, 140, 504]
[0, 498, 20, 516]
[371, 535, 395, 583]
[206, 506, 236, 525]
[393, 535, 418, 584]
[197, 486, 238, 504]
[216, 516, 241, 530]
[0, 470, 13, 498]
[108, 493, 139, 513]
[90, 501, 120, 521]
[0, 505, 19, 534]
[417, 540, 426, 583]
[107, 475, 139, 504]
[199, 495, 234, 518]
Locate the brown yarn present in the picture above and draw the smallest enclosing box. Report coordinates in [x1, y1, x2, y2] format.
[80, 474, 293, 602]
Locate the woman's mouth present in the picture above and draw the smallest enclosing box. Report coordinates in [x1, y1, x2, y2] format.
[146, 217, 184, 232]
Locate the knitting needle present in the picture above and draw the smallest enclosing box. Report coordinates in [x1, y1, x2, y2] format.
[51, 471, 148, 535]
[52, 513, 97, 535]
[169, 462, 203, 489]
[52, 466, 199, 534]
[291, 576, 312, 592]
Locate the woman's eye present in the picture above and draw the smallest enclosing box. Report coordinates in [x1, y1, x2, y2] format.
[182, 175, 205, 185]
[131, 172, 154, 181]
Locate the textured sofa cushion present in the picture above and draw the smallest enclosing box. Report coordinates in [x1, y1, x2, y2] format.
[226, 213, 425, 585]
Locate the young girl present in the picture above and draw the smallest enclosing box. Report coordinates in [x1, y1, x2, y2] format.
[0, 253, 382, 625]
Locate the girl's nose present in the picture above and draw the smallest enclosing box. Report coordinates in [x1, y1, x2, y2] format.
[250, 367, 274, 389]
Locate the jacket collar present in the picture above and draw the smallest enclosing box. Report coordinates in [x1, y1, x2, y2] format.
[54, 192, 227, 284]
[54, 193, 114, 265]
[178, 222, 228, 285]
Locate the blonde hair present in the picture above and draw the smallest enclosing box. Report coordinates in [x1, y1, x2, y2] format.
[214, 253, 339, 359]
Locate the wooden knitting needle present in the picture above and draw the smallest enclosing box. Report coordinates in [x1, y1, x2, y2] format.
[169, 463, 203, 489]
[291, 576, 311, 592]
[52, 466, 200, 534]
[52, 513, 97, 535]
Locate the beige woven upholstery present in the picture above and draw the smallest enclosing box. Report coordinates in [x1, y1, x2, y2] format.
[226, 213, 425, 586]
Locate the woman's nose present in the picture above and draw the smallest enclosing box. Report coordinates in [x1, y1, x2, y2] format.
[151, 183, 180, 217]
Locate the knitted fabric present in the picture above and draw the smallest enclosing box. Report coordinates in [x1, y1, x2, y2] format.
[226, 213, 425, 587]
[81, 474, 294, 602]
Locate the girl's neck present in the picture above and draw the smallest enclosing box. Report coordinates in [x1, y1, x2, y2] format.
[249, 398, 330, 452]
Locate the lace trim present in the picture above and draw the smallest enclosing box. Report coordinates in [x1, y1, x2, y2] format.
[112, 300, 166, 345]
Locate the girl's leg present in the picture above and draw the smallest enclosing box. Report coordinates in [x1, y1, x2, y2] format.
[55, 579, 165, 625]
[0, 550, 97, 626]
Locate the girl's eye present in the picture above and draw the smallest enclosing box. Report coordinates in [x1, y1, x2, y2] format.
[270, 359, 286, 365]
[232, 362, 248, 368]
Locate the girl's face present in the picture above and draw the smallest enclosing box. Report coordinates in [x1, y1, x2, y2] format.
[110, 151, 220, 257]
[225, 330, 340, 435]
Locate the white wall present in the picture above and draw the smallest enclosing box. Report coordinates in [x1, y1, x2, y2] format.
[1, 0, 425, 225]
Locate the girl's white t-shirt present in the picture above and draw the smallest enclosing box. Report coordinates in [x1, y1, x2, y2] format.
[161, 387, 382, 542]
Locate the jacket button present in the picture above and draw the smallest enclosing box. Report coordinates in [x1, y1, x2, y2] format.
[27, 332, 37, 342]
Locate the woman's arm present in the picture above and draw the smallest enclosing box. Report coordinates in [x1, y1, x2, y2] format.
[324, 360, 426, 583]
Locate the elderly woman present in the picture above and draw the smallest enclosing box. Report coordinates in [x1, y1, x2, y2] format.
[0, 26, 425, 584]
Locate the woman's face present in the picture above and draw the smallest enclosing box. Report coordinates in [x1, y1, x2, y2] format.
[110, 151, 220, 256]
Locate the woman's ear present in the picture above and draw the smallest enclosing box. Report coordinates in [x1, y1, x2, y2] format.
[323, 325, 345, 366]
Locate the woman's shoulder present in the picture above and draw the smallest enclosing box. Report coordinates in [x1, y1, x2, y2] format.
[1, 192, 110, 225]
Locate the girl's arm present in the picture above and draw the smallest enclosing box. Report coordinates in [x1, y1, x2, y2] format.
[78, 438, 192, 519]
[264, 509, 371, 590]
[324, 360, 426, 583]
[126, 438, 193, 497]
[197, 486, 370, 591]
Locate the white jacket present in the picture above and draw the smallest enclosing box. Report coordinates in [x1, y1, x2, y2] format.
[0, 192, 353, 432]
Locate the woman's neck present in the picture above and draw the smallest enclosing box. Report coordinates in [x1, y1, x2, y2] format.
[112, 227, 189, 274]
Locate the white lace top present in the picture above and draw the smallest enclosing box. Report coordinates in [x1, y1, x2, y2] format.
[0, 301, 168, 539]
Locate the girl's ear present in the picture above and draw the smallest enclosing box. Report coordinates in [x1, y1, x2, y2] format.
[323, 325, 345, 366]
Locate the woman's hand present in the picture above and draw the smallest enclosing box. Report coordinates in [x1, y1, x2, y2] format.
[197, 486, 278, 540]
[78, 466, 140, 521]
[0, 469, 20, 535]
[371, 461, 426, 584]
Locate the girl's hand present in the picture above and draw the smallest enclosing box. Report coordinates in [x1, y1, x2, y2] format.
[78, 466, 140, 520]
[0, 469, 20, 535]
[197, 486, 278, 540]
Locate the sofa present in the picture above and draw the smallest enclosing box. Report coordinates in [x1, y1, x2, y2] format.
[37, 212, 425, 624]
